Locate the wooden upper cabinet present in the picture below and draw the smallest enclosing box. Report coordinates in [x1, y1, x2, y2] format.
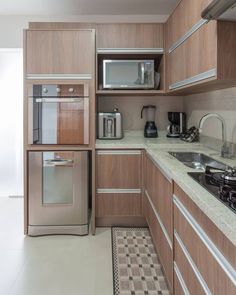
[166, 0, 212, 50]
[25, 30, 95, 75]
[165, 0, 236, 93]
[96, 24, 164, 49]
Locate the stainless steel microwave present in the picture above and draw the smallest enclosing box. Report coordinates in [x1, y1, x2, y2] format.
[103, 60, 155, 89]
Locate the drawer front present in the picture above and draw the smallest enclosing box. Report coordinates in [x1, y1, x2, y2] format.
[174, 197, 236, 295]
[174, 235, 207, 295]
[174, 183, 236, 268]
[145, 155, 173, 242]
[143, 192, 173, 291]
[96, 193, 141, 217]
[97, 150, 142, 189]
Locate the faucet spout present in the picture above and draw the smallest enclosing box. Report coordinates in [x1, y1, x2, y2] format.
[198, 113, 229, 158]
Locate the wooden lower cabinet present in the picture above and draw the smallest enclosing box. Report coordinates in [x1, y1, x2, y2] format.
[96, 193, 141, 217]
[143, 192, 173, 291]
[173, 190, 236, 295]
[96, 150, 143, 226]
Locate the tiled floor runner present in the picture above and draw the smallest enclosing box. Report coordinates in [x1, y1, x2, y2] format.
[112, 227, 170, 295]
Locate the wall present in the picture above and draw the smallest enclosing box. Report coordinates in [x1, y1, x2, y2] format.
[98, 96, 184, 131]
[184, 87, 236, 145]
[0, 15, 168, 48]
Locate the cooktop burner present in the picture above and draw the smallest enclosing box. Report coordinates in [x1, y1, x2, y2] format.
[188, 166, 236, 214]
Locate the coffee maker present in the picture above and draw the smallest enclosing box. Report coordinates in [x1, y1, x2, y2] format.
[141, 105, 158, 138]
[167, 112, 186, 138]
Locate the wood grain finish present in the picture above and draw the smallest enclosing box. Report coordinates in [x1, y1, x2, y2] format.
[217, 21, 236, 80]
[97, 152, 141, 189]
[96, 193, 141, 217]
[96, 216, 147, 227]
[174, 271, 186, 295]
[174, 203, 236, 295]
[166, 0, 212, 50]
[174, 238, 206, 295]
[97, 24, 164, 49]
[26, 30, 94, 74]
[174, 183, 236, 268]
[29, 22, 96, 30]
[143, 193, 173, 292]
[145, 155, 173, 242]
[167, 20, 217, 86]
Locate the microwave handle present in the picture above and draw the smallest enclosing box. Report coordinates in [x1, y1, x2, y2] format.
[140, 62, 145, 85]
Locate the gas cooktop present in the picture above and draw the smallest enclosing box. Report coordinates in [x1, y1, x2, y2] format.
[188, 166, 236, 214]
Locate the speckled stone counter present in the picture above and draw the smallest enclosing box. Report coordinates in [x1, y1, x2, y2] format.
[96, 131, 236, 246]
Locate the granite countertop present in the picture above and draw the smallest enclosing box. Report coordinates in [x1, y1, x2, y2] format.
[96, 131, 236, 246]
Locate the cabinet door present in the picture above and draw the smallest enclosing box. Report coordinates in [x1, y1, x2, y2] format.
[145, 155, 173, 242]
[96, 150, 142, 218]
[26, 30, 95, 75]
[97, 24, 164, 49]
[167, 21, 217, 88]
[143, 192, 173, 291]
[174, 196, 236, 295]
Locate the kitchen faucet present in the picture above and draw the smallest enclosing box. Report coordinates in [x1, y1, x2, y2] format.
[198, 113, 231, 158]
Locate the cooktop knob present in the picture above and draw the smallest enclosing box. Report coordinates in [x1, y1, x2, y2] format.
[56, 87, 61, 93]
[43, 88, 48, 93]
[68, 88, 74, 93]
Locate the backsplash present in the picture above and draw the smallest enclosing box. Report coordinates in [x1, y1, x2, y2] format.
[184, 87, 236, 152]
[98, 96, 184, 131]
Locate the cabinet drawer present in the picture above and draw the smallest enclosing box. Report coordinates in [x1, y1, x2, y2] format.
[143, 192, 173, 291]
[174, 197, 236, 295]
[174, 182, 236, 268]
[174, 235, 207, 295]
[26, 30, 95, 75]
[96, 193, 141, 217]
[97, 150, 142, 189]
[145, 155, 173, 242]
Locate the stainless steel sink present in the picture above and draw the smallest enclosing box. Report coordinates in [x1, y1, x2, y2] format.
[168, 152, 227, 171]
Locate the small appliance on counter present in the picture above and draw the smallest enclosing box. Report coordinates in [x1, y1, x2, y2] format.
[141, 105, 158, 138]
[167, 112, 186, 138]
[98, 108, 123, 139]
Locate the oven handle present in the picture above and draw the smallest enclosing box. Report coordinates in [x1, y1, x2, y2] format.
[35, 98, 83, 103]
[44, 159, 73, 166]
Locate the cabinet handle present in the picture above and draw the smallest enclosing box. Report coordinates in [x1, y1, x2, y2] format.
[168, 18, 208, 53]
[97, 189, 141, 194]
[97, 150, 142, 155]
[174, 262, 190, 295]
[169, 69, 216, 90]
[174, 231, 212, 295]
[26, 74, 92, 80]
[97, 48, 164, 54]
[173, 195, 236, 285]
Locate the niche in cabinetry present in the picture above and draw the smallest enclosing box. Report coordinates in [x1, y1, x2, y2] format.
[96, 53, 165, 94]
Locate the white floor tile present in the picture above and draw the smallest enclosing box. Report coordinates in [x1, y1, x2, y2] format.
[0, 197, 113, 295]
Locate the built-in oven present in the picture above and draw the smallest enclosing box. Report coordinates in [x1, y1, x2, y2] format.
[28, 151, 89, 236]
[103, 59, 155, 89]
[28, 83, 89, 145]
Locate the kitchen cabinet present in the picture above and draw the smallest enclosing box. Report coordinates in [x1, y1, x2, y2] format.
[143, 153, 173, 291]
[165, 0, 236, 93]
[25, 29, 95, 76]
[96, 23, 164, 50]
[96, 150, 143, 226]
[173, 183, 236, 295]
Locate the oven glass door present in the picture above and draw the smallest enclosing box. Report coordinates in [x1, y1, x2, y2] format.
[28, 84, 89, 145]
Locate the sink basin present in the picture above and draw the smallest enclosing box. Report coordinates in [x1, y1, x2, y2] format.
[168, 152, 227, 171]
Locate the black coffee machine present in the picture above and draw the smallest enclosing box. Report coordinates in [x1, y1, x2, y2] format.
[141, 105, 158, 138]
[167, 112, 186, 138]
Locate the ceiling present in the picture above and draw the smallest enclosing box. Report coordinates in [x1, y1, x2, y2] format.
[0, 0, 179, 15]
